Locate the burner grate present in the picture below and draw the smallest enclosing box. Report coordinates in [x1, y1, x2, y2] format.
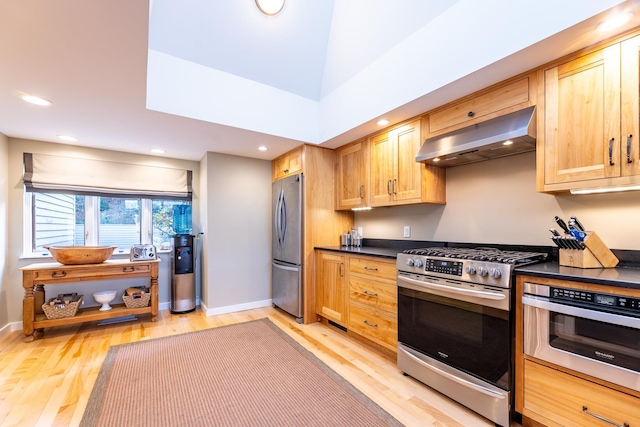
[402, 247, 548, 265]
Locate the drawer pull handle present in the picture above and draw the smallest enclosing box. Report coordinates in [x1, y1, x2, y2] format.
[51, 271, 66, 278]
[364, 320, 378, 328]
[609, 137, 615, 165]
[467, 111, 474, 117]
[627, 134, 633, 163]
[123, 267, 135, 273]
[582, 406, 629, 427]
[363, 290, 378, 297]
[363, 267, 378, 271]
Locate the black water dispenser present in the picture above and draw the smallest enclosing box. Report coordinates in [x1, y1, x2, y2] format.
[171, 234, 196, 313]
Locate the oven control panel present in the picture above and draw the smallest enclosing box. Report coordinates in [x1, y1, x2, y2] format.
[551, 287, 640, 314]
[424, 259, 463, 276]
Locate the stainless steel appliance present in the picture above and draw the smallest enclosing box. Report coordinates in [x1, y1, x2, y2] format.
[396, 247, 548, 427]
[523, 282, 640, 392]
[170, 234, 196, 314]
[272, 173, 303, 323]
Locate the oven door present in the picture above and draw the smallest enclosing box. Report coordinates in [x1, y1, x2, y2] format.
[523, 285, 640, 392]
[397, 273, 512, 390]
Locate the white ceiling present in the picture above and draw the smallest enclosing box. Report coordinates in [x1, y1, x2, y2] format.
[1, 0, 639, 162]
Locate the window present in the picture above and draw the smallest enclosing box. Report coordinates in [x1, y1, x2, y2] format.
[26, 192, 190, 255]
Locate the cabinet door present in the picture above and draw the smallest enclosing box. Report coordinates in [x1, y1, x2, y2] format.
[336, 141, 367, 209]
[315, 251, 346, 325]
[369, 131, 395, 206]
[394, 119, 422, 202]
[272, 147, 303, 181]
[544, 44, 621, 185]
[621, 35, 640, 177]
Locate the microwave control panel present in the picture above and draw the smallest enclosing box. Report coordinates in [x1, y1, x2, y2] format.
[551, 287, 640, 314]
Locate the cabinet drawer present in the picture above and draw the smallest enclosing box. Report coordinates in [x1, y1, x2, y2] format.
[348, 256, 396, 282]
[523, 359, 640, 427]
[349, 277, 397, 315]
[348, 302, 397, 349]
[428, 77, 530, 135]
[33, 263, 151, 282]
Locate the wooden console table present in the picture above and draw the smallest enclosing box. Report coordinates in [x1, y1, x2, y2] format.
[21, 258, 160, 342]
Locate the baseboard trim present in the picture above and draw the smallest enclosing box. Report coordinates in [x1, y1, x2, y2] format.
[201, 299, 272, 316]
[0, 321, 23, 341]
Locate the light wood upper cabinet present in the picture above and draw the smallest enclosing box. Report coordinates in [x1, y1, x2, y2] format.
[315, 250, 347, 326]
[272, 146, 302, 181]
[335, 140, 368, 210]
[540, 34, 640, 192]
[369, 119, 445, 207]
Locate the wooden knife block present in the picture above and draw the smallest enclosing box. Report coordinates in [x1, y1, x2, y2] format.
[559, 231, 619, 268]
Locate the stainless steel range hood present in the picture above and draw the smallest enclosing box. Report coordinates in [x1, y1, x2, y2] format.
[416, 106, 536, 167]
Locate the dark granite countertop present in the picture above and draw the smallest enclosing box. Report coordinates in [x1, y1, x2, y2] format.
[516, 262, 640, 290]
[314, 245, 402, 259]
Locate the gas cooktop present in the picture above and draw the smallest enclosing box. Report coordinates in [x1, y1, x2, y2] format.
[402, 247, 548, 265]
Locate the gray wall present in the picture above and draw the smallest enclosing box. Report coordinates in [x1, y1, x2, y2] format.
[0, 133, 8, 330]
[200, 152, 272, 313]
[355, 152, 640, 250]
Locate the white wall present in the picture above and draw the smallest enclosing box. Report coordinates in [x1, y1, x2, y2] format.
[200, 152, 272, 314]
[4, 138, 200, 325]
[0, 133, 9, 332]
[355, 152, 640, 250]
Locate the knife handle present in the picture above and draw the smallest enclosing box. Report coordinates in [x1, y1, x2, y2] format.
[554, 216, 570, 234]
[570, 216, 585, 232]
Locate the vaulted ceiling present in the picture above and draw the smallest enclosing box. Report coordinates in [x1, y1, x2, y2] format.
[1, 1, 639, 161]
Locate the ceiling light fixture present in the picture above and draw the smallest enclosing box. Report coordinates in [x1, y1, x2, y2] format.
[377, 119, 389, 126]
[255, 0, 285, 16]
[20, 94, 52, 106]
[598, 12, 633, 32]
[57, 135, 78, 142]
[258, 145, 267, 151]
[151, 148, 166, 154]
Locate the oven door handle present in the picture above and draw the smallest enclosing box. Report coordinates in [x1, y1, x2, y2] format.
[522, 295, 640, 329]
[399, 346, 506, 400]
[397, 275, 506, 300]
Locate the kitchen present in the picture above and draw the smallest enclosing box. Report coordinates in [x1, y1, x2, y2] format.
[3, 1, 640, 426]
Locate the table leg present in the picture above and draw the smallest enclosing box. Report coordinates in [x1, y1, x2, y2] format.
[150, 275, 158, 322]
[22, 284, 35, 342]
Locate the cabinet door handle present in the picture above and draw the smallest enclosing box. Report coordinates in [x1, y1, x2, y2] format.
[387, 180, 392, 195]
[609, 137, 615, 165]
[363, 266, 378, 271]
[392, 178, 397, 194]
[363, 290, 378, 297]
[467, 111, 474, 117]
[359, 184, 364, 199]
[363, 320, 378, 328]
[339, 263, 344, 277]
[627, 134, 633, 163]
[51, 271, 66, 278]
[582, 406, 629, 427]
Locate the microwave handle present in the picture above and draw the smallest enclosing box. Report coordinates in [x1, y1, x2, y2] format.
[398, 275, 506, 300]
[522, 295, 640, 330]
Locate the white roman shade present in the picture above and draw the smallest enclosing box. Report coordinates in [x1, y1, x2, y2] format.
[23, 153, 192, 200]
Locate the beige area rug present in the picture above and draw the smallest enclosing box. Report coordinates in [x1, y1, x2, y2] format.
[81, 318, 403, 426]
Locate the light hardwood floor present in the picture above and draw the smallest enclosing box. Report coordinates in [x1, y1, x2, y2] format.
[0, 307, 511, 427]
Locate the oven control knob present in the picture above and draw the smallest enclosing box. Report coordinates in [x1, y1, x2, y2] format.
[490, 268, 502, 279]
[478, 266, 489, 277]
[406, 258, 415, 267]
[465, 265, 476, 275]
[414, 259, 424, 268]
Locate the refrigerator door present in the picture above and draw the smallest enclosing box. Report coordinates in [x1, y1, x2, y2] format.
[272, 260, 303, 321]
[272, 173, 302, 265]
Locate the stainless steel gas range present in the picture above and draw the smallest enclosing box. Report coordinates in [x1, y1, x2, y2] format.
[396, 247, 548, 427]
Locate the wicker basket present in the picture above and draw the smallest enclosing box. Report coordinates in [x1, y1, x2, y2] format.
[42, 294, 83, 319]
[123, 287, 150, 309]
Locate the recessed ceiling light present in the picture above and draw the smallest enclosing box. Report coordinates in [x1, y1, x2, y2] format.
[377, 119, 389, 126]
[258, 146, 267, 151]
[599, 12, 632, 32]
[57, 135, 78, 142]
[256, 0, 285, 16]
[20, 94, 52, 106]
[151, 148, 166, 154]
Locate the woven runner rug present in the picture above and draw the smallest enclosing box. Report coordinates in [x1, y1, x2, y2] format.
[80, 318, 403, 426]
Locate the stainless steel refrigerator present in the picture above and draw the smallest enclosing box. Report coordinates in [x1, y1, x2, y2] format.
[272, 173, 303, 322]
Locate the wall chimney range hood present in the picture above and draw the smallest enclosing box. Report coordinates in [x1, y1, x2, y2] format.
[416, 106, 537, 167]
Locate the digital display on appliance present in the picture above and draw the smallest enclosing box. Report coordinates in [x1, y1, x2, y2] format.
[595, 294, 616, 306]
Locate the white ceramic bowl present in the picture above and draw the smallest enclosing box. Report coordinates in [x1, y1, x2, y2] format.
[93, 290, 117, 311]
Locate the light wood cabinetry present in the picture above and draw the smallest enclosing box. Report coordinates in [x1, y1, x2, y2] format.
[347, 255, 397, 352]
[515, 274, 640, 427]
[272, 145, 353, 324]
[369, 118, 446, 207]
[315, 250, 347, 325]
[540, 34, 640, 192]
[335, 140, 368, 210]
[425, 76, 534, 138]
[272, 146, 302, 181]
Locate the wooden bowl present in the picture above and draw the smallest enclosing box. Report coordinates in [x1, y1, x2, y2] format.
[45, 246, 117, 265]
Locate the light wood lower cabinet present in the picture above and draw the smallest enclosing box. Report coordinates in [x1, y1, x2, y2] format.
[315, 250, 347, 326]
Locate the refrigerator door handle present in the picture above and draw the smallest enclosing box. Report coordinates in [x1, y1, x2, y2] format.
[279, 190, 287, 245]
[272, 261, 299, 272]
[275, 191, 281, 246]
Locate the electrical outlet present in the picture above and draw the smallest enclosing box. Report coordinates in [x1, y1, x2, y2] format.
[403, 226, 411, 238]
[357, 226, 363, 236]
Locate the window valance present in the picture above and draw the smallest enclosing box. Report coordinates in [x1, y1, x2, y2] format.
[23, 153, 192, 200]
